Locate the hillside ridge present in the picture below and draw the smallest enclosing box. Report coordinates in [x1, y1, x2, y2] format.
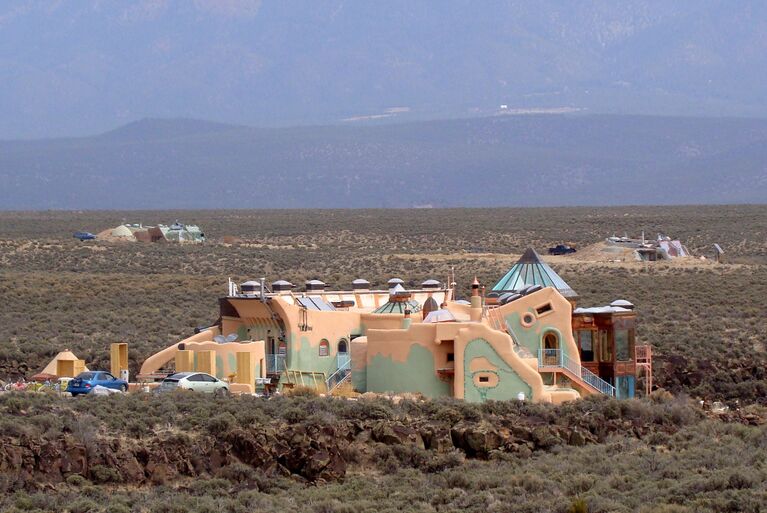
[1, 114, 766, 210]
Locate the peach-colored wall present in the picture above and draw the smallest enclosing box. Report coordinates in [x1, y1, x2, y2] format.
[492, 287, 581, 366]
[139, 330, 265, 382]
[365, 321, 552, 402]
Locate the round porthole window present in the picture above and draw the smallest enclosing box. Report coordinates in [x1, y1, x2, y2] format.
[521, 313, 535, 327]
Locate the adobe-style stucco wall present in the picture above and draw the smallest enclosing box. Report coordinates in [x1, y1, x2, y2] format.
[351, 336, 368, 392]
[462, 338, 532, 402]
[364, 323, 452, 398]
[139, 335, 265, 383]
[365, 321, 553, 402]
[495, 287, 581, 363]
[451, 323, 550, 402]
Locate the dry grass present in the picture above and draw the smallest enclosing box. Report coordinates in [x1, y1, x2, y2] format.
[0, 206, 765, 402]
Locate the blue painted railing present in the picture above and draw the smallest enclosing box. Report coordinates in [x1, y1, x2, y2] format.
[266, 354, 286, 374]
[538, 349, 615, 396]
[326, 355, 351, 393]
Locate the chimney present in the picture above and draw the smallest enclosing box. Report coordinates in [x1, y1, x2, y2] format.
[470, 277, 482, 321]
[402, 308, 412, 329]
[471, 277, 480, 297]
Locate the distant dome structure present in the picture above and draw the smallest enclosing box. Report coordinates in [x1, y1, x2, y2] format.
[610, 299, 634, 310]
[421, 279, 441, 289]
[387, 278, 405, 287]
[111, 225, 135, 239]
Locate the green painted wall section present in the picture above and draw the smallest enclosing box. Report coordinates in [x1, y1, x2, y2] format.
[504, 311, 570, 359]
[215, 355, 224, 379]
[241, 324, 274, 345]
[352, 364, 367, 392]
[463, 338, 532, 403]
[286, 334, 338, 377]
[367, 344, 450, 398]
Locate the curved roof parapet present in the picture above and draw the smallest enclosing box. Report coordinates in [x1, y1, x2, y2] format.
[492, 248, 578, 298]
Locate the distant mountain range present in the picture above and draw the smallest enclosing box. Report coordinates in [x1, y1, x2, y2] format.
[1, 114, 766, 209]
[2, 1, 767, 138]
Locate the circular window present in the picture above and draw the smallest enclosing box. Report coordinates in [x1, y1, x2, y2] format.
[521, 313, 535, 327]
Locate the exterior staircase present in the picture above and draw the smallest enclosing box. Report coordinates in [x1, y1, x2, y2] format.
[325, 356, 352, 396]
[488, 308, 615, 397]
[538, 349, 615, 396]
[329, 375, 357, 397]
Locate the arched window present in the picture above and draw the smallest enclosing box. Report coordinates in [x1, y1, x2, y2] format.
[338, 338, 348, 354]
[319, 339, 330, 357]
[543, 332, 559, 350]
[542, 332, 560, 366]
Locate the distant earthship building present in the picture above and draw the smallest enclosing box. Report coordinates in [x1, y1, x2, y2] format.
[100, 221, 205, 243]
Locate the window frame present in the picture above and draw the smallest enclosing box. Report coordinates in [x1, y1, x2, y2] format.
[577, 330, 595, 362]
[615, 328, 633, 362]
[599, 330, 612, 362]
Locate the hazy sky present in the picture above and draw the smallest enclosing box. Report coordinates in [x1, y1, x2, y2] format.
[2, 0, 766, 138]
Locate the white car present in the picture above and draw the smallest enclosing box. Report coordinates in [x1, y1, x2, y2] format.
[158, 372, 229, 395]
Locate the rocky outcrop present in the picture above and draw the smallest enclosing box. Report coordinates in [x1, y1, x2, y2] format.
[0, 423, 349, 489]
[0, 403, 708, 490]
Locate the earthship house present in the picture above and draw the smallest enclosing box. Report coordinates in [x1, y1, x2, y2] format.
[140, 250, 650, 401]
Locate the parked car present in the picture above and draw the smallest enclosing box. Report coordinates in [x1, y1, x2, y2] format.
[157, 372, 229, 395]
[73, 231, 96, 241]
[67, 371, 128, 396]
[548, 244, 577, 255]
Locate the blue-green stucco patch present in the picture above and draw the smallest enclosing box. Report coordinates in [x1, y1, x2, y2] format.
[215, 355, 224, 378]
[504, 311, 570, 359]
[227, 354, 237, 377]
[367, 344, 450, 398]
[463, 338, 532, 403]
[352, 363, 367, 392]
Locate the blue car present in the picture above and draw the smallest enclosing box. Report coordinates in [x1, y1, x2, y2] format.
[67, 371, 128, 396]
[73, 231, 96, 241]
